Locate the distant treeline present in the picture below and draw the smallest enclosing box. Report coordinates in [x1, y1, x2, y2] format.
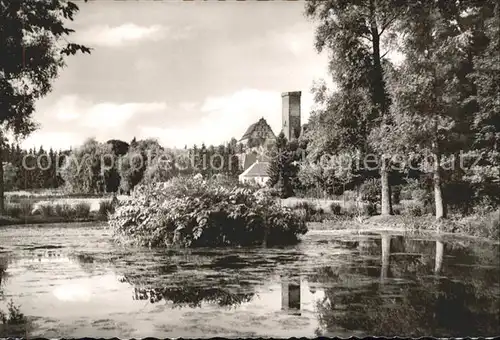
[2, 137, 244, 194]
[2, 144, 67, 191]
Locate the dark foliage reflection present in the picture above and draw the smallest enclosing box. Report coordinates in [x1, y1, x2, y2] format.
[311, 235, 500, 337]
[67, 231, 500, 337]
[71, 247, 307, 309]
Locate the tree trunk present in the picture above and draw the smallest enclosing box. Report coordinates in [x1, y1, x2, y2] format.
[434, 163, 446, 219]
[369, 0, 389, 118]
[380, 157, 393, 215]
[380, 233, 391, 283]
[433, 143, 446, 220]
[369, 0, 392, 216]
[434, 240, 444, 274]
[0, 132, 4, 215]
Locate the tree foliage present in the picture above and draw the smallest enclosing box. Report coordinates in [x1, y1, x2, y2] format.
[109, 176, 307, 248]
[304, 0, 500, 217]
[59, 138, 113, 194]
[305, 0, 407, 214]
[266, 132, 301, 198]
[0, 0, 90, 212]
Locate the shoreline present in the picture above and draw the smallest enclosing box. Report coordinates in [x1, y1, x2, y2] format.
[0, 215, 107, 227]
[1, 214, 498, 244]
[307, 214, 500, 243]
[306, 226, 500, 244]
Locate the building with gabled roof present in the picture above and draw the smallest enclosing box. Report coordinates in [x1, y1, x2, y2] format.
[239, 117, 276, 147]
[238, 160, 271, 186]
[237, 91, 302, 185]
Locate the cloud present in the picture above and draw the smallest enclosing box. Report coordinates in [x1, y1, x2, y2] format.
[23, 89, 316, 150]
[140, 89, 279, 147]
[21, 132, 81, 150]
[76, 23, 167, 47]
[81, 102, 167, 129]
[267, 23, 313, 56]
[179, 101, 197, 112]
[48, 95, 166, 129]
[22, 95, 167, 150]
[53, 95, 83, 121]
[139, 88, 315, 148]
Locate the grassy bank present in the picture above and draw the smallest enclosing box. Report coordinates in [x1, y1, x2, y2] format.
[2, 191, 498, 241]
[0, 214, 106, 226]
[286, 197, 500, 241]
[0, 198, 116, 226]
[306, 212, 500, 241]
[4, 191, 127, 213]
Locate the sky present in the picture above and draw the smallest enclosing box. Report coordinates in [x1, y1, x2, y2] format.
[21, 0, 330, 150]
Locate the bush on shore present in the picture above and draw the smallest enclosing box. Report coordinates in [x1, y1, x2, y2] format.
[98, 199, 115, 218]
[1, 200, 93, 221]
[359, 179, 381, 204]
[291, 200, 378, 222]
[2, 201, 34, 218]
[391, 211, 500, 240]
[108, 176, 308, 248]
[73, 202, 91, 218]
[291, 201, 327, 222]
[440, 210, 500, 240]
[36, 202, 91, 218]
[0, 300, 30, 338]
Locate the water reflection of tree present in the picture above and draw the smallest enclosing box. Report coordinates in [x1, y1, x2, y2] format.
[129, 284, 254, 308]
[71, 249, 306, 309]
[115, 258, 261, 308]
[312, 235, 500, 337]
[0, 256, 32, 339]
[0, 256, 8, 295]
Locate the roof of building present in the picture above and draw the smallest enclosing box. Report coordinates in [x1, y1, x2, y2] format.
[239, 161, 270, 178]
[240, 122, 258, 141]
[239, 118, 275, 141]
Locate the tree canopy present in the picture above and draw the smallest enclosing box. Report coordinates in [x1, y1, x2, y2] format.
[0, 0, 91, 212]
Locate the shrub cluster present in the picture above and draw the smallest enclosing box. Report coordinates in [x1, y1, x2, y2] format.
[108, 176, 308, 248]
[329, 202, 342, 215]
[98, 199, 115, 218]
[0, 300, 26, 326]
[37, 202, 91, 218]
[291, 201, 327, 222]
[342, 202, 377, 217]
[2, 201, 34, 217]
[359, 179, 381, 204]
[443, 210, 500, 240]
[2, 201, 92, 220]
[291, 200, 377, 222]
[0, 300, 29, 338]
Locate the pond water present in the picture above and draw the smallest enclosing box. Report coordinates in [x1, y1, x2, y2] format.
[0, 223, 499, 338]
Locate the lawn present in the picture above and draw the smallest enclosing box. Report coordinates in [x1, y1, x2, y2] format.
[4, 191, 127, 213]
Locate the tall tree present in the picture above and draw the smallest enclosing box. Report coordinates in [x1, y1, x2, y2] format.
[462, 1, 500, 208]
[118, 138, 164, 193]
[267, 132, 296, 198]
[59, 138, 113, 194]
[387, 0, 499, 218]
[0, 0, 90, 212]
[305, 0, 406, 215]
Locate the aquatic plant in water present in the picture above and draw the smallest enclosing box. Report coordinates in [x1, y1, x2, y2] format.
[108, 176, 308, 247]
[0, 300, 30, 338]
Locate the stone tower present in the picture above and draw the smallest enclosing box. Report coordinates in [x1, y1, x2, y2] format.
[281, 91, 301, 141]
